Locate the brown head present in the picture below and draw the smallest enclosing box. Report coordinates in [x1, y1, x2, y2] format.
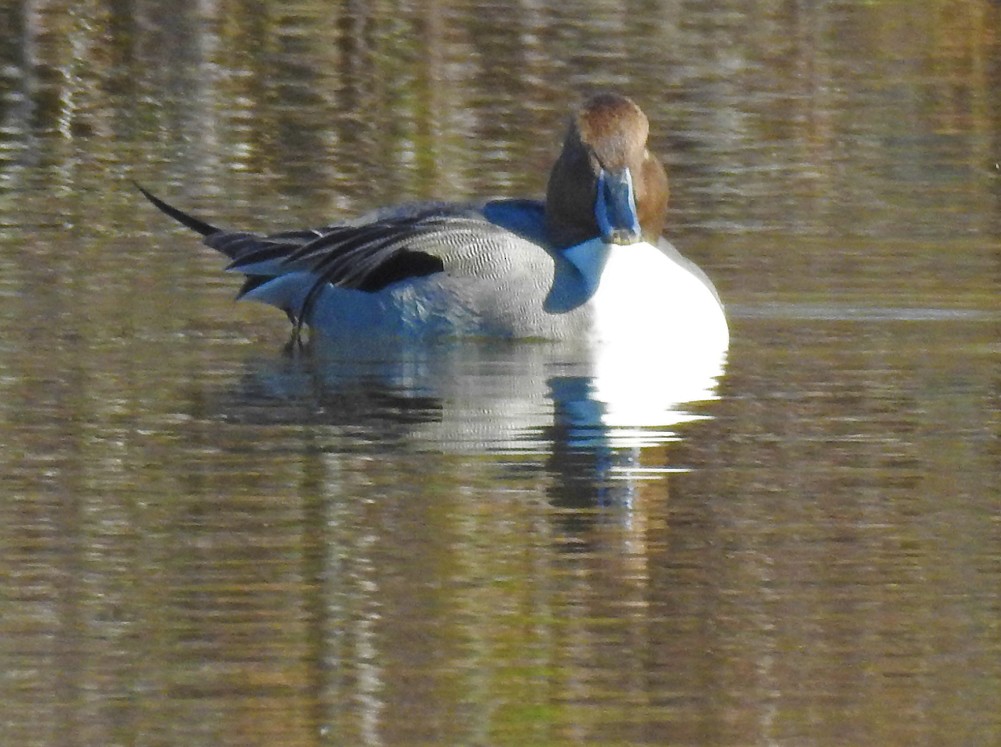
[545, 93, 670, 249]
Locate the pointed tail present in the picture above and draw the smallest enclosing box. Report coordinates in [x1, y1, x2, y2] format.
[135, 183, 220, 237]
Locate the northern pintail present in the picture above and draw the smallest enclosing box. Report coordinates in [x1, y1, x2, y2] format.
[140, 93, 728, 349]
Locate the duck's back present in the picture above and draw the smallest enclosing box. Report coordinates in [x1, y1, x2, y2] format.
[255, 201, 580, 340]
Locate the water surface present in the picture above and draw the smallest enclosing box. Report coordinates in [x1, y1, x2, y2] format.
[1, 1, 999, 745]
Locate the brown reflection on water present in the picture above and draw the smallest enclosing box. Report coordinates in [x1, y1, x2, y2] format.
[682, 314, 1001, 744]
[1, 0, 1000, 745]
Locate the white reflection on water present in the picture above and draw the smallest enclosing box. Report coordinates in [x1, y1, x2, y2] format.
[209, 334, 727, 456]
[230, 334, 724, 444]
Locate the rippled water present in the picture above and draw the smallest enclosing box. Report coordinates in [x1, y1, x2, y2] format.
[1, 1, 999, 745]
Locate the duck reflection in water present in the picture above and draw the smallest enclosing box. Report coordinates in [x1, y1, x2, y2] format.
[200, 338, 723, 506]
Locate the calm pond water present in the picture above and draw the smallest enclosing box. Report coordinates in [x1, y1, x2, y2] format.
[1, 1, 1000, 745]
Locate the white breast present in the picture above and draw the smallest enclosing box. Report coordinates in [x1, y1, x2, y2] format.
[573, 239, 730, 351]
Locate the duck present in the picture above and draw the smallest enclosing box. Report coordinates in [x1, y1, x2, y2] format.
[140, 93, 729, 350]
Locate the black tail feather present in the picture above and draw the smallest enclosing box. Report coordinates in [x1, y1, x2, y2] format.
[135, 182, 220, 237]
